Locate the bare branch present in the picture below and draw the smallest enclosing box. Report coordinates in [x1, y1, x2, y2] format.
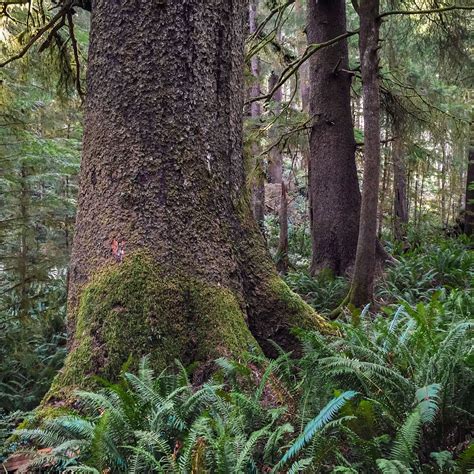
[379, 4, 473, 19]
[247, 29, 359, 105]
[0, 0, 72, 68]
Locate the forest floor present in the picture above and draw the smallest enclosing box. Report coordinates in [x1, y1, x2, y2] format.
[1, 232, 473, 472]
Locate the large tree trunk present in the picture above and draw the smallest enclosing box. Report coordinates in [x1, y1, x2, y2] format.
[465, 146, 474, 235]
[349, 0, 381, 307]
[307, 0, 361, 276]
[46, 0, 330, 403]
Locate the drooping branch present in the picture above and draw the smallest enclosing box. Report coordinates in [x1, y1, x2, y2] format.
[247, 2, 472, 107]
[247, 0, 295, 45]
[38, 14, 66, 53]
[246, 29, 359, 104]
[67, 10, 84, 100]
[246, 0, 296, 62]
[262, 117, 312, 156]
[382, 72, 470, 124]
[0, 1, 72, 68]
[379, 4, 473, 19]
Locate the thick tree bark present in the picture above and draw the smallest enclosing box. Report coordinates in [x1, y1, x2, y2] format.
[465, 146, 474, 235]
[307, 0, 361, 276]
[46, 0, 330, 403]
[349, 0, 381, 307]
[392, 115, 408, 241]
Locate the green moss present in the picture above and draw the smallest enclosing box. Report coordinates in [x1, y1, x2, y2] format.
[267, 277, 335, 334]
[45, 252, 258, 403]
[190, 284, 259, 358]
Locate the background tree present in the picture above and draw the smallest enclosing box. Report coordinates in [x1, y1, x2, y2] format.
[348, 0, 382, 307]
[465, 145, 474, 235]
[307, 0, 361, 277]
[249, 0, 265, 228]
[0, 12, 83, 410]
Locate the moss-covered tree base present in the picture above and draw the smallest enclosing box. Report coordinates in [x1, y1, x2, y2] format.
[45, 253, 259, 403]
[44, 251, 333, 405]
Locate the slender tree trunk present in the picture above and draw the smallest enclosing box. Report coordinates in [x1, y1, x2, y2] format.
[407, 165, 412, 219]
[419, 162, 426, 227]
[440, 144, 447, 226]
[465, 146, 474, 235]
[413, 167, 419, 227]
[249, 0, 265, 228]
[267, 71, 283, 184]
[392, 115, 408, 241]
[46, 0, 330, 403]
[349, 0, 381, 307]
[295, 0, 312, 238]
[295, 0, 310, 113]
[276, 181, 289, 274]
[378, 126, 390, 238]
[307, 0, 361, 276]
[19, 164, 29, 324]
[267, 70, 288, 274]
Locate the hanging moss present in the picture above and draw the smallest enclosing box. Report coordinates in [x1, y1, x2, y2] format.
[45, 252, 259, 403]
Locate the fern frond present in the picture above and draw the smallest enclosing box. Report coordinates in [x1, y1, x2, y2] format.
[415, 383, 440, 423]
[376, 458, 412, 473]
[390, 409, 421, 465]
[286, 457, 313, 473]
[236, 426, 270, 470]
[278, 391, 358, 467]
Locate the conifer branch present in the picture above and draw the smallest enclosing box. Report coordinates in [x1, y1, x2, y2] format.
[379, 4, 473, 19]
[0, 0, 72, 68]
[246, 29, 359, 104]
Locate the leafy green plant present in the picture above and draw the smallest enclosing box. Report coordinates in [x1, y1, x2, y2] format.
[377, 238, 474, 304]
[298, 294, 473, 471]
[277, 390, 358, 470]
[285, 271, 349, 312]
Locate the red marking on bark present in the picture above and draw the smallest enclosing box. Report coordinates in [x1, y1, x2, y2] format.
[111, 239, 126, 262]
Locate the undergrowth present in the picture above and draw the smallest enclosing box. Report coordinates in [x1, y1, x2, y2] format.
[1, 235, 473, 472]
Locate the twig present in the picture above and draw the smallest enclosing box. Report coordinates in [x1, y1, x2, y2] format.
[247, 29, 359, 105]
[379, 4, 473, 19]
[356, 136, 398, 147]
[0, 0, 72, 68]
[67, 10, 84, 100]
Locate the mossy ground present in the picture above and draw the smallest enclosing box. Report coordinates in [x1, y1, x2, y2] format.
[45, 253, 259, 403]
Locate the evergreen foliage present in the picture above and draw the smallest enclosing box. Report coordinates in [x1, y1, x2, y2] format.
[0, 1, 472, 473]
